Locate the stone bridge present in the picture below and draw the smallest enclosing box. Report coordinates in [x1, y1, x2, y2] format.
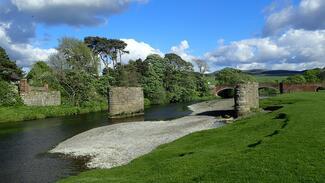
[214, 82, 325, 96]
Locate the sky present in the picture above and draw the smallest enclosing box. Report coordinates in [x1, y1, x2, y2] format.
[0, 0, 325, 71]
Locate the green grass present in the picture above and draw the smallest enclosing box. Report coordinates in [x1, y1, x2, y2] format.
[254, 75, 287, 83]
[0, 103, 108, 124]
[60, 92, 325, 183]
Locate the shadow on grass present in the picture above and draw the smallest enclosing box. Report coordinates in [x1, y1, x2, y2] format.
[178, 152, 194, 157]
[263, 106, 283, 111]
[196, 110, 236, 118]
[248, 140, 262, 148]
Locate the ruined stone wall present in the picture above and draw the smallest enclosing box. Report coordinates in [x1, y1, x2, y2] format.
[234, 82, 259, 117]
[20, 91, 61, 106]
[19, 79, 61, 106]
[109, 87, 144, 117]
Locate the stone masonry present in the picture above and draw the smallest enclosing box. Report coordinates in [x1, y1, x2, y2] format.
[109, 87, 144, 118]
[19, 79, 61, 106]
[234, 82, 259, 117]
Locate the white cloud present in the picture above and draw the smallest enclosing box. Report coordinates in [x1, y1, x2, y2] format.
[10, 0, 145, 26]
[121, 38, 163, 63]
[170, 40, 196, 62]
[204, 29, 325, 70]
[0, 0, 145, 43]
[0, 0, 146, 70]
[264, 0, 325, 35]
[0, 26, 56, 69]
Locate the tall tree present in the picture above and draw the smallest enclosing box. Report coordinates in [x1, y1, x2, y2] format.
[164, 53, 193, 72]
[58, 38, 100, 75]
[49, 38, 101, 106]
[0, 47, 23, 82]
[193, 58, 209, 74]
[84, 36, 129, 70]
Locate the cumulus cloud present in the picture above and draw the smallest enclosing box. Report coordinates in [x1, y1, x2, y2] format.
[0, 0, 145, 43]
[0, 0, 145, 69]
[10, 0, 145, 26]
[204, 29, 325, 70]
[170, 40, 197, 62]
[264, 0, 325, 35]
[0, 27, 56, 70]
[120, 38, 163, 63]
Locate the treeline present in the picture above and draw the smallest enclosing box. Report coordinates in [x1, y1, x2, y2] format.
[0, 37, 213, 107]
[109, 54, 212, 105]
[0, 47, 24, 106]
[284, 69, 325, 84]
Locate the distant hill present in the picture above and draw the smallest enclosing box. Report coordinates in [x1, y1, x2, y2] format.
[243, 69, 304, 76]
[210, 69, 304, 77]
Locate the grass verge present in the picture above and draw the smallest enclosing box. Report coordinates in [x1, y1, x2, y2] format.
[60, 92, 325, 182]
[0, 102, 108, 124]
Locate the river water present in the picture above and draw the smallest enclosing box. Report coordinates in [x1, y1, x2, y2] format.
[0, 103, 192, 183]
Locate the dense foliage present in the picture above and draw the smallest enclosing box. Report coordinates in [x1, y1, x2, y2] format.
[215, 68, 256, 85]
[0, 80, 22, 106]
[48, 38, 104, 106]
[15, 37, 212, 107]
[107, 54, 213, 104]
[0, 47, 23, 82]
[284, 68, 325, 84]
[84, 36, 129, 70]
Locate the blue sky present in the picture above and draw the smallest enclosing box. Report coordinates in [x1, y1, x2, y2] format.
[0, 0, 324, 71]
[35, 0, 271, 54]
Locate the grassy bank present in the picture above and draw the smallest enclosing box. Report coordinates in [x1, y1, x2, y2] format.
[61, 92, 324, 182]
[254, 75, 287, 83]
[0, 103, 107, 123]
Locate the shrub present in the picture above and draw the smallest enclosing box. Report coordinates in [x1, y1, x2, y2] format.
[0, 80, 23, 106]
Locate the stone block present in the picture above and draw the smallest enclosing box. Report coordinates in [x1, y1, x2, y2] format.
[109, 87, 144, 118]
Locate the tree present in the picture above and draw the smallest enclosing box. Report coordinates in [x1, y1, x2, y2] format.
[58, 38, 100, 75]
[0, 79, 22, 106]
[27, 61, 57, 87]
[0, 47, 23, 82]
[194, 59, 209, 74]
[48, 38, 103, 106]
[284, 75, 307, 84]
[141, 54, 168, 104]
[320, 69, 325, 81]
[164, 53, 193, 72]
[215, 68, 255, 85]
[84, 36, 129, 70]
[303, 69, 321, 83]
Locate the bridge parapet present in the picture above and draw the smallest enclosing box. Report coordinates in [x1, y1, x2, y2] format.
[215, 82, 325, 95]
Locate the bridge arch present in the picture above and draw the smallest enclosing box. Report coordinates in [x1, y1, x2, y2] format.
[216, 87, 235, 98]
[316, 87, 325, 92]
[258, 86, 280, 96]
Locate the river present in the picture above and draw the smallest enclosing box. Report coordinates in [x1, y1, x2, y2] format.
[0, 102, 193, 183]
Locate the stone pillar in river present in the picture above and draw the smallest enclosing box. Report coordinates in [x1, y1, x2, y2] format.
[108, 87, 144, 118]
[234, 82, 259, 117]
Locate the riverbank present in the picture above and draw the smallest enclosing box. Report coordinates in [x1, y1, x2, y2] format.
[0, 96, 217, 124]
[50, 99, 233, 169]
[59, 92, 324, 182]
[0, 103, 108, 123]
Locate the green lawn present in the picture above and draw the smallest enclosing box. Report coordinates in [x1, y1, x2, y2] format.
[254, 75, 287, 83]
[60, 92, 325, 183]
[0, 103, 107, 123]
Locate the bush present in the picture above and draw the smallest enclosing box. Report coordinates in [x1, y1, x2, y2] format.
[284, 75, 307, 84]
[215, 68, 256, 85]
[0, 80, 22, 106]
